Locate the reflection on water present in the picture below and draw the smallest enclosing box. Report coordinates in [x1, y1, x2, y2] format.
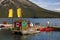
[13, 33, 40, 40]
[13, 32, 60, 40]
[0, 30, 60, 40]
[13, 35, 21, 40]
[0, 18, 60, 40]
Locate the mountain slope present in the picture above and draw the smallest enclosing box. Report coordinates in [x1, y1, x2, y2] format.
[0, 0, 60, 18]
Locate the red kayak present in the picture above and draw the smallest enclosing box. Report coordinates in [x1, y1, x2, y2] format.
[40, 27, 45, 32]
[46, 27, 54, 32]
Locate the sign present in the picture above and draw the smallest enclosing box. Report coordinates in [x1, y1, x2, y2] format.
[16, 22, 20, 27]
[22, 21, 27, 27]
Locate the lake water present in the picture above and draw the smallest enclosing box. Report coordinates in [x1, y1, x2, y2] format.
[0, 18, 60, 40]
[0, 30, 60, 40]
[0, 18, 60, 26]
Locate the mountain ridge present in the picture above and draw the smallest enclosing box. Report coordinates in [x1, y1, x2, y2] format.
[0, 0, 60, 18]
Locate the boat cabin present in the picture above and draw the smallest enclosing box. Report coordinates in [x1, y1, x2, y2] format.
[14, 20, 29, 31]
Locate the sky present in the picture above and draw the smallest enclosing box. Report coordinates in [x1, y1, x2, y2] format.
[29, 0, 60, 12]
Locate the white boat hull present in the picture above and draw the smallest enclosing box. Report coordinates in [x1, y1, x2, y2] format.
[12, 30, 40, 35]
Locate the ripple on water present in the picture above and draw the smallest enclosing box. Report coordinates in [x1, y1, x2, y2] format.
[0, 30, 60, 40]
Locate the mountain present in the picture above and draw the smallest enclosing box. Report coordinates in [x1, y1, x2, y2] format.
[0, 0, 60, 18]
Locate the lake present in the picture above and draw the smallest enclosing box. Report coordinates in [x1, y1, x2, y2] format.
[0, 18, 60, 40]
[0, 30, 60, 40]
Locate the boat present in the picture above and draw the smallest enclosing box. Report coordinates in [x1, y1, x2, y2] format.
[45, 27, 54, 32]
[39, 27, 45, 32]
[12, 29, 40, 35]
[12, 20, 40, 35]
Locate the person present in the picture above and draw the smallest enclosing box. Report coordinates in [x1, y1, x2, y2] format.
[30, 22, 33, 28]
[46, 20, 50, 27]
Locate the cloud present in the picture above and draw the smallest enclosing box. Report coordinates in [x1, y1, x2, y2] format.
[53, 8, 60, 12]
[53, 2, 60, 5]
[55, 8, 60, 10]
[29, 0, 60, 12]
